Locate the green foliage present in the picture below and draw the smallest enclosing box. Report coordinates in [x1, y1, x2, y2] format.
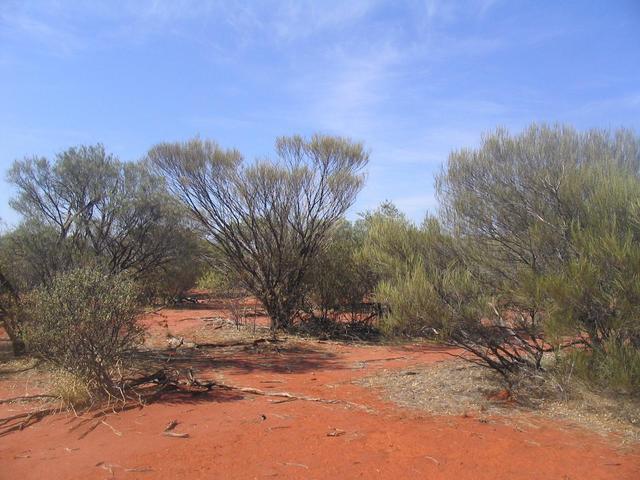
[304, 219, 376, 319]
[359, 205, 474, 337]
[4, 125, 639, 398]
[368, 125, 640, 393]
[541, 169, 640, 347]
[22, 267, 144, 396]
[560, 341, 640, 395]
[141, 232, 208, 304]
[197, 268, 241, 298]
[6, 144, 194, 289]
[0, 221, 76, 291]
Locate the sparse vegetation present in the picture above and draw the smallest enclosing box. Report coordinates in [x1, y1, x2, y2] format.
[1, 124, 638, 454]
[364, 125, 640, 395]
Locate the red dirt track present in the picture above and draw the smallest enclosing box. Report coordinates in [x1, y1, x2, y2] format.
[1, 301, 639, 479]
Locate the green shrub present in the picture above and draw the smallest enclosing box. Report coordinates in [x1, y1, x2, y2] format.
[359, 209, 474, 338]
[304, 219, 376, 320]
[369, 125, 640, 389]
[559, 340, 640, 395]
[197, 268, 241, 298]
[22, 267, 144, 397]
[141, 232, 208, 304]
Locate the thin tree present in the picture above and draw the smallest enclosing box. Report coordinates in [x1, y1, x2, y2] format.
[148, 134, 369, 331]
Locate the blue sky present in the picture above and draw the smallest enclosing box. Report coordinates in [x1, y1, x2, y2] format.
[1, 0, 639, 225]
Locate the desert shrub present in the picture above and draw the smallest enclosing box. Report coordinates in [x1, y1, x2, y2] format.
[433, 125, 640, 384]
[6, 145, 196, 288]
[304, 219, 376, 320]
[360, 208, 473, 338]
[541, 168, 640, 347]
[362, 215, 545, 375]
[559, 341, 640, 395]
[0, 265, 25, 355]
[437, 125, 640, 303]
[2, 145, 201, 354]
[141, 232, 208, 304]
[22, 267, 144, 397]
[358, 202, 426, 282]
[49, 370, 94, 406]
[197, 268, 242, 298]
[535, 161, 640, 393]
[291, 219, 379, 339]
[376, 262, 481, 338]
[369, 125, 640, 389]
[0, 222, 76, 292]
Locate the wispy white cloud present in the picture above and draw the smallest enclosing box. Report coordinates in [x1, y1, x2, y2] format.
[0, 0, 506, 56]
[299, 42, 402, 136]
[574, 93, 640, 116]
[0, 8, 82, 57]
[266, 0, 379, 41]
[6, 0, 614, 225]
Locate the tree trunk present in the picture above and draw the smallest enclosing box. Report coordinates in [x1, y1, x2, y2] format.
[261, 295, 296, 335]
[0, 268, 26, 356]
[3, 322, 26, 356]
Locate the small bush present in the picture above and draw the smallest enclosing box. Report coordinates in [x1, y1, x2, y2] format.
[559, 341, 640, 395]
[142, 233, 207, 304]
[304, 219, 376, 322]
[197, 268, 241, 298]
[22, 268, 144, 397]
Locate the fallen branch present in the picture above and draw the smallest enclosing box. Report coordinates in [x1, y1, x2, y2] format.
[357, 356, 408, 364]
[195, 338, 280, 349]
[0, 407, 60, 436]
[0, 361, 41, 374]
[0, 394, 59, 404]
[163, 431, 189, 438]
[100, 419, 122, 437]
[0, 367, 374, 438]
[164, 419, 178, 432]
[211, 380, 374, 412]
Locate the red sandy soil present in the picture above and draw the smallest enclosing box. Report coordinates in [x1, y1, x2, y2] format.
[1, 300, 639, 480]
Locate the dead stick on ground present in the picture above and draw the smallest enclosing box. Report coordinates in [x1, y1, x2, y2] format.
[0, 407, 60, 436]
[195, 338, 277, 349]
[357, 356, 409, 364]
[77, 421, 100, 440]
[100, 419, 122, 437]
[163, 431, 189, 438]
[213, 381, 375, 413]
[164, 419, 178, 432]
[0, 394, 58, 404]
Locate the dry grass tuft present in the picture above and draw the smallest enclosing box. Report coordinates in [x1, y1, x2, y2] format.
[48, 370, 93, 407]
[360, 359, 640, 442]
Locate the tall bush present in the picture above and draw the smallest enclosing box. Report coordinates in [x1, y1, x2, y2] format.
[370, 125, 640, 389]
